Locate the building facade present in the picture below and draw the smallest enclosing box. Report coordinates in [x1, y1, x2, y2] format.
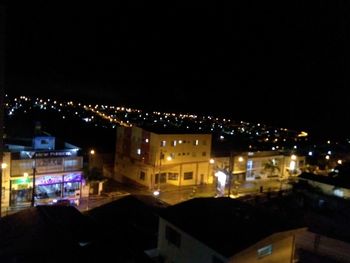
[114, 126, 213, 189]
[1, 136, 84, 212]
[157, 198, 304, 263]
[213, 151, 306, 182]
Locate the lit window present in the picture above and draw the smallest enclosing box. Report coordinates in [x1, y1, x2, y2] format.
[145, 138, 149, 143]
[137, 149, 141, 155]
[257, 245, 272, 258]
[194, 140, 199, 146]
[161, 140, 166, 147]
[171, 140, 177, 147]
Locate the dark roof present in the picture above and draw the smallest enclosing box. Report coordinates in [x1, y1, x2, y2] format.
[135, 125, 211, 135]
[87, 195, 163, 250]
[299, 172, 350, 189]
[160, 197, 303, 257]
[0, 206, 96, 262]
[4, 136, 80, 152]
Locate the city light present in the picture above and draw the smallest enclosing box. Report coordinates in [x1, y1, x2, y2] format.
[337, 160, 343, 165]
[1, 163, 7, 169]
[209, 159, 215, 164]
[90, 149, 95, 155]
[238, 156, 244, 162]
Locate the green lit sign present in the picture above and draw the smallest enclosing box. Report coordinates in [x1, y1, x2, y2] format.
[12, 178, 32, 185]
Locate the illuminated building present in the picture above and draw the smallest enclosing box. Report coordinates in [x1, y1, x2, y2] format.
[114, 126, 213, 189]
[213, 151, 306, 182]
[1, 135, 84, 211]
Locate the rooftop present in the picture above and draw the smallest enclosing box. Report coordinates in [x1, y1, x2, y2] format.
[299, 172, 350, 189]
[133, 125, 211, 135]
[160, 197, 303, 257]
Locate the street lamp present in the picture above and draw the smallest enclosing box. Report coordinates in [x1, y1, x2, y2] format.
[31, 159, 36, 207]
[0, 162, 7, 217]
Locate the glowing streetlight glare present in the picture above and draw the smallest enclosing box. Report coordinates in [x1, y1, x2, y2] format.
[1, 163, 7, 169]
[337, 160, 343, 165]
[325, 155, 330, 160]
[90, 150, 95, 155]
[308, 151, 313, 156]
[23, 172, 29, 177]
[291, 155, 297, 161]
[215, 171, 227, 186]
[289, 160, 296, 171]
[153, 190, 160, 197]
[209, 159, 215, 164]
[166, 156, 172, 161]
[238, 157, 244, 162]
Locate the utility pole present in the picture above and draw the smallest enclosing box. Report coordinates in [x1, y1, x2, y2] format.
[227, 151, 234, 197]
[31, 158, 36, 207]
[158, 150, 163, 190]
[0, 4, 6, 218]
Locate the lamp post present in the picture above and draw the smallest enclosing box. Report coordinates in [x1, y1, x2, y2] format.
[153, 150, 165, 197]
[0, 162, 7, 217]
[227, 152, 234, 197]
[31, 159, 36, 207]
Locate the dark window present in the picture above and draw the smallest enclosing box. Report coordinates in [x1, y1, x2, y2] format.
[165, 226, 181, 247]
[203, 140, 207, 146]
[41, 139, 48, 144]
[140, 171, 146, 181]
[202, 152, 207, 157]
[184, 172, 193, 180]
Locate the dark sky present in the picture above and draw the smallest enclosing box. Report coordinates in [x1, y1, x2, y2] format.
[3, 1, 350, 138]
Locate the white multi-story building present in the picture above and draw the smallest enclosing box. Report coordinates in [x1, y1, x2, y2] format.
[1, 135, 84, 212]
[114, 126, 213, 189]
[213, 151, 305, 182]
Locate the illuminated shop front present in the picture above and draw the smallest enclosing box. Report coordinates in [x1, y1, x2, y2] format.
[10, 172, 83, 206]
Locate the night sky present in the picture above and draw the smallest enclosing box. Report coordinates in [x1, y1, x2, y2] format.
[3, 1, 350, 138]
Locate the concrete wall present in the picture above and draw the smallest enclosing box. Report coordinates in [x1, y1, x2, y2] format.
[158, 218, 227, 263]
[302, 179, 350, 199]
[229, 233, 295, 263]
[296, 231, 350, 263]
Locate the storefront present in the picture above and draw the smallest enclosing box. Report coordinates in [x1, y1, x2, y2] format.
[10, 172, 83, 206]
